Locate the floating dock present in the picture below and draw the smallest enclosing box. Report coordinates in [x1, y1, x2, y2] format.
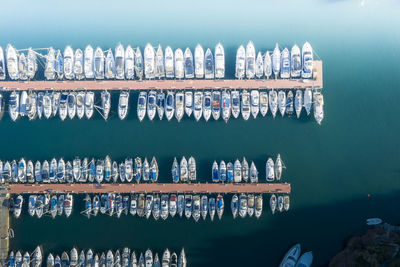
[0, 61, 322, 91]
[0, 186, 9, 265]
[8, 183, 291, 194]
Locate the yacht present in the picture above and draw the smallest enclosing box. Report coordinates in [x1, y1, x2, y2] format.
[145, 249, 153, 267]
[13, 195, 23, 218]
[302, 42, 313, 79]
[160, 194, 169, 220]
[32, 247, 43, 267]
[215, 43, 225, 78]
[192, 195, 201, 222]
[193, 91, 203, 122]
[125, 158, 134, 182]
[96, 159, 104, 183]
[294, 90, 303, 118]
[200, 195, 208, 220]
[94, 47, 105, 79]
[19, 53, 28, 80]
[155, 45, 165, 78]
[43, 92, 52, 119]
[170, 194, 177, 217]
[172, 157, 179, 183]
[76, 92, 85, 119]
[37, 92, 43, 119]
[115, 43, 125, 79]
[184, 91, 193, 117]
[255, 52, 264, 78]
[164, 46, 174, 78]
[203, 91, 212, 121]
[184, 48, 194, 78]
[85, 91, 94, 119]
[105, 49, 116, 79]
[64, 194, 73, 217]
[34, 161, 41, 183]
[180, 157, 188, 182]
[67, 92, 76, 119]
[295, 251, 313, 267]
[235, 45, 245, 79]
[241, 158, 249, 182]
[266, 157, 275, 181]
[145, 194, 153, 219]
[211, 91, 221, 120]
[278, 195, 284, 212]
[150, 157, 158, 182]
[45, 47, 56, 80]
[57, 92, 68, 120]
[255, 194, 263, 219]
[231, 90, 240, 118]
[219, 160, 227, 182]
[55, 50, 64, 79]
[278, 244, 301, 267]
[284, 195, 290, 211]
[162, 249, 170, 267]
[84, 45, 94, 79]
[221, 90, 231, 123]
[227, 162, 234, 182]
[216, 194, 224, 219]
[313, 92, 324, 125]
[184, 195, 192, 219]
[272, 43, 281, 78]
[280, 48, 290, 79]
[26, 160, 34, 183]
[304, 89, 312, 115]
[130, 194, 137, 216]
[238, 193, 247, 218]
[17, 158, 26, 182]
[188, 156, 196, 181]
[250, 90, 260, 118]
[101, 90, 111, 120]
[104, 156, 112, 182]
[212, 161, 219, 182]
[231, 194, 238, 219]
[73, 48, 84, 80]
[278, 91, 286, 116]
[291, 45, 301, 78]
[106, 250, 114, 267]
[73, 158, 82, 181]
[233, 159, 242, 183]
[194, 44, 204, 78]
[264, 51, 272, 78]
[118, 91, 129, 120]
[28, 49, 39, 79]
[174, 48, 184, 79]
[175, 91, 184, 122]
[247, 194, 255, 217]
[241, 90, 251, 120]
[245, 41, 256, 78]
[0, 46, 5, 80]
[52, 92, 60, 117]
[204, 48, 214, 79]
[135, 47, 144, 79]
[147, 90, 157, 121]
[208, 197, 216, 221]
[9, 91, 20, 121]
[156, 91, 165, 120]
[63, 46, 74, 79]
[137, 91, 147, 122]
[165, 91, 175, 121]
[269, 90, 278, 118]
[49, 158, 57, 183]
[144, 43, 155, 79]
[6, 44, 19, 80]
[259, 91, 268, 117]
[286, 90, 294, 116]
[125, 45, 135, 79]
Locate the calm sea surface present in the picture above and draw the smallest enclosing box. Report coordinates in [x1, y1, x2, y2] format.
[1, 0, 400, 266]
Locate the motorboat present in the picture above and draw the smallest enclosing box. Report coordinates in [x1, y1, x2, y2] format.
[259, 91, 268, 117]
[245, 41, 255, 78]
[179, 157, 188, 182]
[43, 92, 52, 119]
[255, 52, 264, 78]
[294, 90, 303, 118]
[160, 194, 169, 220]
[235, 45, 245, 79]
[241, 158, 249, 182]
[13, 195, 23, 218]
[227, 162, 234, 182]
[302, 42, 313, 79]
[0, 46, 5, 80]
[52, 91, 60, 117]
[59, 92, 68, 121]
[112, 161, 119, 182]
[57, 195, 64, 216]
[115, 194, 123, 218]
[214, 43, 225, 78]
[188, 156, 196, 181]
[152, 194, 161, 220]
[278, 90, 286, 117]
[105, 49, 116, 79]
[162, 249, 170, 267]
[26, 160, 34, 183]
[72, 158, 81, 182]
[34, 161, 41, 183]
[65, 161, 73, 183]
[313, 92, 324, 125]
[137, 194, 145, 217]
[164, 46, 174, 78]
[135, 47, 144, 79]
[73, 48, 84, 80]
[125, 45, 135, 79]
[93, 195, 100, 216]
[264, 51, 272, 78]
[169, 194, 177, 217]
[94, 46, 105, 79]
[231, 194, 238, 219]
[291, 45, 301, 78]
[250, 90, 260, 118]
[18, 158, 26, 183]
[67, 92, 76, 119]
[193, 91, 202, 122]
[64, 194, 73, 217]
[35, 195, 44, 218]
[76, 91, 85, 119]
[12, 160, 19, 183]
[115, 43, 125, 79]
[144, 43, 155, 79]
[118, 91, 129, 120]
[208, 197, 216, 221]
[19, 91, 28, 117]
[142, 158, 150, 182]
[304, 89, 312, 115]
[221, 90, 231, 123]
[45, 47, 56, 80]
[194, 44, 204, 78]
[49, 158, 57, 183]
[145, 249, 153, 267]
[200, 195, 208, 220]
[241, 90, 250, 120]
[192, 195, 201, 222]
[130, 194, 137, 216]
[212, 161, 219, 182]
[219, 160, 226, 182]
[250, 161, 259, 183]
[184, 195, 192, 219]
[202, 91, 212, 121]
[174, 48, 184, 79]
[283, 195, 290, 211]
[155, 45, 165, 78]
[269, 90, 278, 118]
[239, 193, 247, 218]
[178, 249, 187, 267]
[275, 154, 283, 180]
[170, 253, 178, 267]
[85, 91, 94, 119]
[47, 253, 54, 267]
[286, 90, 295, 116]
[165, 91, 175, 121]
[184, 91, 193, 117]
[137, 91, 147, 122]
[231, 90, 240, 119]
[96, 159, 105, 183]
[255, 194, 263, 219]
[366, 218, 383, 226]
[184, 47, 194, 78]
[104, 156, 112, 182]
[266, 157, 275, 181]
[6, 44, 19, 80]
[204, 48, 214, 79]
[278, 244, 301, 267]
[211, 90, 221, 120]
[150, 157, 158, 182]
[84, 195, 92, 218]
[247, 194, 255, 217]
[88, 159, 96, 183]
[26, 92, 37, 120]
[280, 48, 290, 79]
[216, 194, 224, 219]
[156, 91, 165, 120]
[19, 52, 28, 80]
[272, 43, 281, 78]
[84, 45, 94, 79]
[108, 193, 116, 216]
[175, 91, 184, 122]
[130, 252, 137, 267]
[63, 46, 74, 79]
[134, 157, 142, 183]
[101, 90, 111, 120]
[233, 159, 242, 183]
[145, 194, 153, 219]
[86, 249, 94, 267]
[278, 195, 284, 212]
[295, 251, 313, 267]
[32, 246, 43, 267]
[55, 50, 64, 79]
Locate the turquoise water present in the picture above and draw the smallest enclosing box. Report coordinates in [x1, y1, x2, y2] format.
[2, 0, 400, 266]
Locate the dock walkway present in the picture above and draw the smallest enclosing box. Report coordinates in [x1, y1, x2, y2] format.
[0, 186, 9, 265]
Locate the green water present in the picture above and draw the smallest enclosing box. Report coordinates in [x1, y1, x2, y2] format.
[1, 0, 400, 266]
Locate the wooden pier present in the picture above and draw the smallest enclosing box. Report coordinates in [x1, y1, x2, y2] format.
[8, 183, 291, 194]
[0, 61, 322, 91]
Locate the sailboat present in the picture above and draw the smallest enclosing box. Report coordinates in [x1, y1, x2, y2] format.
[115, 43, 125, 79]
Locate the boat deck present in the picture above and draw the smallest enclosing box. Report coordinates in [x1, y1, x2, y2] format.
[8, 182, 291, 194]
[0, 61, 322, 91]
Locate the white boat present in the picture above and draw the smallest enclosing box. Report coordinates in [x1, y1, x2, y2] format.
[291, 45, 301, 78]
[105, 49, 116, 79]
[211, 91, 221, 120]
[147, 90, 157, 121]
[64, 194, 73, 217]
[193, 91, 203, 122]
[233, 159, 242, 183]
[137, 91, 147, 122]
[275, 154, 283, 180]
[156, 91, 165, 120]
[304, 89, 312, 115]
[67, 92, 76, 119]
[28, 195, 36, 216]
[73, 48, 84, 80]
[231, 90, 240, 118]
[84, 45, 94, 79]
[255, 194, 263, 219]
[13, 195, 23, 218]
[63, 46, 74, 79]
[144, 43, 155, 79]
[194, 44, 204, 78]
[0, 46, 6, 80]
[174, 48, 184, 79]
[76, 91, 85, 119]
[202, 91, 212, 121]
[231, 194, 238, 219]
[94, 47, 105, 79]
[85, 91, 94, 119]
[73, 158, 81, 182]
[313, 92, 324, 125]
[215, 43, 225, 78]
[241, 158, 249, 182]
[260, 91, 268, 117]
[164, 46, 174, 78]
[170, 194, 177, 217]
[200, 195, 208, 220]
[272, 43, 281, 78]
[192, 195, 201, 222]
[135, 47, 144, 79]
[52, 92, 60, 117]
[160, 194, 169, 220]
[264, 51, 272, 78]
[247, 194, 255, 217]
[221, 90, 231, 123]
[42, 92, 52, 119]
[366, 218, 383, 226]
[302, 42, 313, 79]
[118, 91, 129, 120]
[155, 45, 165, 78]
[184, 91, 193, 117]
[249, 161, 258, 183]
[209, 197, 216, 221]
[18, 52, 28, 80]
[180, 157, 188, 182]
[125, 45, 135, 79]
[175, 91, 184, 122]
[250, 90, 260, 118]
[283, 195, 290, 211]
[278, 244, 301, 267]
[59, 93, 68, 121]
[55, 50, 64, 79]
[101, 90, 111, 120]
[19, 91, 28, 117]
[266, 158, 275, 181]
[235, 45, 245, 79]
[113, 43, 125, 80]
[184, 194, 192, 219]
[9, 91, 20, 121]
[286, 90, 294, 116]
[204, 48, 214, 79]
[245, 41, 256, 78]
[165, 91, 175, 121]
[294, 90, 303, 118]
[280, 48, 290, 79]
[57, 158, 65, 183]
[241, 90, 250, 121]
[162, 250, 171, 267]
[295, 252, 313, 267]
[239, 193, 247, 218]
[145, 249, 153, 267]
[32, 246, 43, 267]
[184, 48, 194, 78]
[278, 91, 286, 117]
[26, 50, 38, 79]
[255, 52, 264, 78]
[45, 47, 56, 80]
[6, 44, 19, 80]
